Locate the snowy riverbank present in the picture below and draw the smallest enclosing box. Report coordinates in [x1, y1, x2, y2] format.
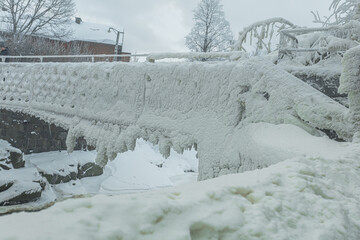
[1, 123, 359, 240]
[0, 138, 198, 214]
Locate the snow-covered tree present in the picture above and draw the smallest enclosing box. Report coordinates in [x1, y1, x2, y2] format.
[0, 0, 75, 40]
[185, 0, 233, 52]
[312, 0, 360, 26]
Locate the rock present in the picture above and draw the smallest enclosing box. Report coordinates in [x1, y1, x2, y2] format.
[0, 168, 47, 206]
[0, 163, 11, 170]
[0, 181, 14, 192]
[291, 72, 348, 106]
[77, 162, 103, 179]
[0, 140, 24, 170]
[0, 109, 88, 154]
[39, 170, 78, 185]
[9, 151, 24, 169]
[0, 181, 43, 206]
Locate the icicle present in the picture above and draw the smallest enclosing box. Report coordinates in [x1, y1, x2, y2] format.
[123, 126, 141, 151]
[115, 131, 128, 154]
[66, 127, 76, 153]
[95, 144, 108, 167]
[149, 130, 160, 145]
[158, 137, 171, 159]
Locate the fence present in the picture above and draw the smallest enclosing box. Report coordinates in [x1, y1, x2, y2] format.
[0, 53, 149, 63]
[0, 51, 246, 64]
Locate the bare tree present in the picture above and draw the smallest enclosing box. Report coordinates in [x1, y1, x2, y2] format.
[312, 0, 360, 26]
[185, 0, 233, 52]
[0, 0, 75, 40]
[1, 34, 93, 61]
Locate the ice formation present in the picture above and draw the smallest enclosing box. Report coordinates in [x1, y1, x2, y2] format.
[0, 57, 355, 180]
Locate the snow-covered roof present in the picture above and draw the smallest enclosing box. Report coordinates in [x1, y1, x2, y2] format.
[0, 16, 120, 45]
[66, 20, 121, 45]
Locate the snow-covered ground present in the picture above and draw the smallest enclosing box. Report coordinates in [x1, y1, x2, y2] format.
[1, 123, 359, 240]
[35, 138, 198, 198]
[0, 138, 197, 209]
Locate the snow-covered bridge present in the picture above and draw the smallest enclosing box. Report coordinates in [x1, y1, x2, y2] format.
[0, 56, 355, 180]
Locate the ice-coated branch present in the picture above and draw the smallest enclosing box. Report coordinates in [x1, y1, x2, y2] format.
[312, 0, 360, 26]
[232, 17, 296, 54]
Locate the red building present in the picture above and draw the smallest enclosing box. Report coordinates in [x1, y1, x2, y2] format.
[65, 17, 130, 62]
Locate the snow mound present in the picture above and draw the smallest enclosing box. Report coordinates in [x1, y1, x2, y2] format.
[0, 58, 354, 180]
[1, 123, 359, 240]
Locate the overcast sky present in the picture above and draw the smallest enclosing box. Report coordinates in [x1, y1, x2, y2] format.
[74, 0, 332, 53]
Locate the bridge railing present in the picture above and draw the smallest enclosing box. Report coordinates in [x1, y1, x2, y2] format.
[0, 51, 246, 63]
[0, 53, 149, 63]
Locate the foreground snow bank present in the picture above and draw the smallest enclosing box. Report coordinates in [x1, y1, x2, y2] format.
[1, 123, 359, 240]
[0, 58, 353, 180]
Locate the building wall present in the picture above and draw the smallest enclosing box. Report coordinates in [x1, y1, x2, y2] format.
[67, 40, 131, 62]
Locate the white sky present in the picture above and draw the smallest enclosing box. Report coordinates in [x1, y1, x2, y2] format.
[74, 0, 332, 53]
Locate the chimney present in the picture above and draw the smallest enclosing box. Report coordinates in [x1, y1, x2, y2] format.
[75, 17, 82, 24]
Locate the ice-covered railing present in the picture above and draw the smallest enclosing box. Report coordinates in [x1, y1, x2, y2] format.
[0, 59, 354, 180]
[0, 53, 148, 63]
[0, 52, 245, 63]
[339, 45, 360, 142]
[146, 51, 245, 62]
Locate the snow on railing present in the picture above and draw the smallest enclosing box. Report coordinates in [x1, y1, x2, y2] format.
[146, 51, 245, 62]
[0, 52, 246, 63]
[0, 53, 149, 63]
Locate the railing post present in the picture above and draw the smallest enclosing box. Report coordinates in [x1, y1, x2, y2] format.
[339, 45, 360, 142]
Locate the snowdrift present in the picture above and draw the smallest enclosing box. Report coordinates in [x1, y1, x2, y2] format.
[1, 123, 359, 240]
[0, 58, 354, 180]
